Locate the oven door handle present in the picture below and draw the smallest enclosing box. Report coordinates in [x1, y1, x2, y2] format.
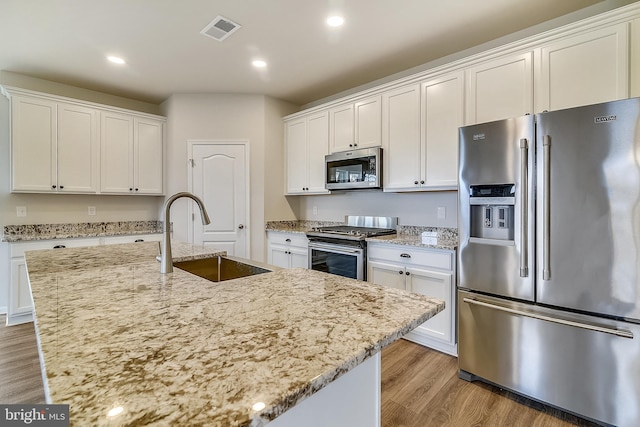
[308, 242, 363, 254]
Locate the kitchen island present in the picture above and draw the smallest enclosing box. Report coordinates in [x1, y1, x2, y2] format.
[25, 242, 444, 426]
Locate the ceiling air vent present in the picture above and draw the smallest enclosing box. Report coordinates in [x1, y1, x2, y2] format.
[200, 15, 241, 42]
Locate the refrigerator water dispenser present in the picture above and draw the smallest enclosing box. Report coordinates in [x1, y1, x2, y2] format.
[469, 184, 515, 243]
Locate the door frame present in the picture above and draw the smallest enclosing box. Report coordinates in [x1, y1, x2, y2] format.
[187, 139, 251, 256]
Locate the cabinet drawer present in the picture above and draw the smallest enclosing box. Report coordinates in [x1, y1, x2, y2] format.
[267, 232, 308, 248]
[102, 234, 162, 245]
[368, 244, 453, 271]
[11, 238, 101, 257]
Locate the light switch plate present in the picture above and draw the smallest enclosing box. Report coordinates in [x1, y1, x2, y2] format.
[16, 206, 27, 217]
[88, 206, 96, 216]
[437, 206, 446, 220]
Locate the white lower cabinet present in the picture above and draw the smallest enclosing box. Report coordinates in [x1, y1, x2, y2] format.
[101, 234, 162, 245]
[267, 231, 309, 269]
[7, 238, 101, 326]
[368, 243, 457, 356]
[5, 235, 162, 326]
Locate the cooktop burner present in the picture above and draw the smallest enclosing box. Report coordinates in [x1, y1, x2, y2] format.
[306, 216, 398, 241]
[309, 225, 396, 238]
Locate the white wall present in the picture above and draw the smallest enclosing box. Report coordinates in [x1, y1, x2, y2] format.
[160, 93, 298, 262]
[298, 191, 458, 228]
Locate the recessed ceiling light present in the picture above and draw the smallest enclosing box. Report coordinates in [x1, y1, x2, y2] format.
[326, 16, 344, 27]
[107, 56, 126, 65]
[252, 60, 267, 68]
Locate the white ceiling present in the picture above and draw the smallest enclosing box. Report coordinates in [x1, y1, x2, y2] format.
[0, 0, 628, 106]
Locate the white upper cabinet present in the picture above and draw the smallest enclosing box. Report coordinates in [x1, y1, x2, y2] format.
[57, 102, 99, 193]
[11, 95, 57, 192]
[383, 71, 463, 192]
[382, 84, 421, 191]
[8, 88, 164, 195]
[536, 22, 629, 112]
[465, 51, 534, 125]
[11, 94, 98, 193]
[329, 95, 381, 153]
[421, 71, 464, 189]
[285, 111, 329, 195]
[134, 117, 164, 194]
[101, 112, 164, 195]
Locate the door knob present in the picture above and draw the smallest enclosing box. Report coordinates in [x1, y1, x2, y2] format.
[238, 224, 245, 229]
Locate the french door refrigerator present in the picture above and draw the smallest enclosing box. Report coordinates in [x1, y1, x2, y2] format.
[458, 97, 640, 427]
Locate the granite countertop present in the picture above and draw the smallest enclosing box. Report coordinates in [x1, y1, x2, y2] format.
[265, 220, 341, 234]
[367, 226, 458, 250]
[2, 221, 162, 242]
[26, 242, 444, 426]
[266, 221, 458, 250]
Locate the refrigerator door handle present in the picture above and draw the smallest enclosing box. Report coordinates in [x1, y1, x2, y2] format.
[520, 138, 528, 277]
[543, 135, 551, 281]
[462, 297, 634, 338]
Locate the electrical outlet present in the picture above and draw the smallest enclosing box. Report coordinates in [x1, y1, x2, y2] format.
[88, 206, 96, 216]
[313, 206, 318, 216]
[437, 206, 446, 220]
[16, 206, 27, 217]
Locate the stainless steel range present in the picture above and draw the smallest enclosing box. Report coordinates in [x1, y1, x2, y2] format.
[306, 216, 397, 281]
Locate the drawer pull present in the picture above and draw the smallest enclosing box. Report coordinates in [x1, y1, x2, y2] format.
[285, 238, 291, 243]
[400, 253, 411, 258]
[398, 270, 403, 274]
[134, 239, 144, 243]
[53, 245, 66, 249]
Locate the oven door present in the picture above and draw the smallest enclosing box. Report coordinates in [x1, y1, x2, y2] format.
[308, 240, 365, 280]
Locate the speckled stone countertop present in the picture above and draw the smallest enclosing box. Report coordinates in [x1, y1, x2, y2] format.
[367, 226, 458, 250]
[26, 242, 444, 427]
[266, 221, 458, 250]
[2, 220, 162, 242]
[265, 220, 341, 234]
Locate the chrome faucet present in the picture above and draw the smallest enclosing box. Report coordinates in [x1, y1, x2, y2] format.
[160, 192, 211, 274]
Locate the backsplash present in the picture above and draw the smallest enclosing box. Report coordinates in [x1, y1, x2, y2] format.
[2, 221, 162, 242]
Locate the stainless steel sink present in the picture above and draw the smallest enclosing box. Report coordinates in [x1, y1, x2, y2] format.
[173, 255, 274, 282]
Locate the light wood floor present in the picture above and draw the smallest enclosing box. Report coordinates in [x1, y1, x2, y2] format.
[1, 315, 599, 426]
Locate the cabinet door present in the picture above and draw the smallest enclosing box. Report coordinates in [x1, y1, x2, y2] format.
[101, 111, 134, 193]
[329, 103, 355, 153]
[57, 102, 98, 193]
[367, 260, 406, 290]
[269, 245, 292, 268]
[466, 51, 533, 124]
[382, 84, 421, 190]
[285, 118, 308, 194]
[408, 267, 453, 343]
[9, 258, 32, 317]
[422, 71, 464, 189]
[354, 95, 381, 149]
[289, 247, 309, 269]
[11, 95, 57, 192]
[134, 117, 164, 194]
[306, 112, 329, 193]
[537, 23, 628, 112]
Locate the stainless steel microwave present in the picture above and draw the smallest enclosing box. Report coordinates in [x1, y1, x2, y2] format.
[325, 147, 382, 190]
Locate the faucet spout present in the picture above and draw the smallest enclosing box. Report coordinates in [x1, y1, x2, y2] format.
[160, 192, 211, 274]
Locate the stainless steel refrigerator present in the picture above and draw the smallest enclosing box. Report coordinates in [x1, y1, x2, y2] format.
[458, 97, 640, 426]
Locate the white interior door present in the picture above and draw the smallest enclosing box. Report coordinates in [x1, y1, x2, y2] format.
[190, 141, 249, 257]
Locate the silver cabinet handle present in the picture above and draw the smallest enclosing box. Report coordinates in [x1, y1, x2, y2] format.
[463, 297, 633, 339]
[520, 138, 529, 278]
[238, 224, 245, 229]
[543, 135, 551, 281]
